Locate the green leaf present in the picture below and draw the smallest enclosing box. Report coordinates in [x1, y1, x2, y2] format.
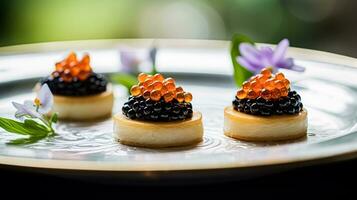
[24, 119, 49, 133]
[110, 73, 137, 92]
[0, 117, 49, 136]
[49, 113, 58, 124]
[230, 34, 254, 87]
[7, 135, 47, 145]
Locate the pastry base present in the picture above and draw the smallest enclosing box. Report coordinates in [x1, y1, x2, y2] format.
[224, 106, 307, 142]
[113, 112, 204, 148]
[51, 85, 114, 121]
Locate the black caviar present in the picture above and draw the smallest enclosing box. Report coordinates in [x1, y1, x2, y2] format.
[122, 96, 193, 121]
[40, 72, 107, 96]
[232, 90, 303, 116]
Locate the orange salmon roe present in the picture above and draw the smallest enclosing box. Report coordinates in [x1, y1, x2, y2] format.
[250, 80, 262, 93]
[53, 52, 92, 82]
[163, 92, 174, 102]
[247, 90, 258, 99]
[236, 67, 291, 100]
[164, 82, 176, 92]
[275, 72, 285, 80]
[280, 87, 289, 96]
[142, 90, 151, 99]
[176, 86, 184, 93]
[271, 88, 281, 99]
[163, 78, 175, 84]
[236, 89, 247, 99]
[138, 73, 148, 83]
[150, 90, 161, 101]
[242, 81, 250, 91]
[130, 73, 193, 103]
[264, 78, 275, 90]
[152, 81, 163, 90]
[143, 79, 153, 88]
[160, 86, 168, 96]
[184, 92, 193, 103]
[130, 85, 141, 96]
[153, 74, 164, 82]
[176, 92, 185, 103]
[261, 67, 272, 77]
[261, 89, 271, 100]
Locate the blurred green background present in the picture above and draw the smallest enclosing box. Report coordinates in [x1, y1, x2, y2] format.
[0, 0, 355, 56]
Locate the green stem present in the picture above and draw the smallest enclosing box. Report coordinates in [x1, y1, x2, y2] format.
[39, 116, 55, 136]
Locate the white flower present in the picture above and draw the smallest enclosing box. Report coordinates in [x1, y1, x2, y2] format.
[12, 84, 53, 119]
[35, 84, 53, 114]
[12, 101, 41, 119]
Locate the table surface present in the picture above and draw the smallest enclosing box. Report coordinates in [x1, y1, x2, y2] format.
[0, 158, 355, 197]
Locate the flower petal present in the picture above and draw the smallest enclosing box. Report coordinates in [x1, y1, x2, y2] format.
[12, 102, 28, 118]
[37, 84, 53, 114]
[119, 47, 151, 74]
[272, 39, 289, 64]
[24, 100, 42, 118]
[237, 56, 262, 73]
[12, 101, 41, 119]
[259, 47, 274, 57]
[239, 43, 263, 66]
[276, 58, 294, 69]
[38, 104, 52, 114]
[261, 57, 274, 69]
[276, 59, 305, 72]
[236, 39, 305, 75]
[290, 65, 306, 72]
[24, 100, 34, 108]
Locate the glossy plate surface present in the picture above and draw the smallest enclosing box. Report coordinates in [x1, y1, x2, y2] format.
[0, 39, 356, 179]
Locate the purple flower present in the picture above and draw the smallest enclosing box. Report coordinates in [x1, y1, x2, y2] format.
[12, 84, 53, 119]
[120, 49, 143, 74]
[237, 39, 305, 74]
[119, 47, 156, 74]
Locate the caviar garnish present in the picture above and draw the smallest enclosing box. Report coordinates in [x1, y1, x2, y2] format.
[176, 92, 185, 103]
[237, 67, 291, 101]
[40, 52, 108, 96]
[232, 92, 303, 116]
[124, 73, 193, 121]
[41, 72, 107, 96]
[130, 85, 141, 96]
[122, 96, 193, 121]
[233, 68, 303, 116]
[163, 92, 174, 102]
[54, 52, 92, 82]
[138, 73, 148, 83]
[184, 92, 193, 103]
[150, 90, 161, 101]
[130, 73, 192, 103]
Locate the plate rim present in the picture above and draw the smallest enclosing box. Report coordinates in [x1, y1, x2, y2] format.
[0, 38, 356, 70]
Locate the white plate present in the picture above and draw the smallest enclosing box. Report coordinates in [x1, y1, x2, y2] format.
[0, 39, 356, 182]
